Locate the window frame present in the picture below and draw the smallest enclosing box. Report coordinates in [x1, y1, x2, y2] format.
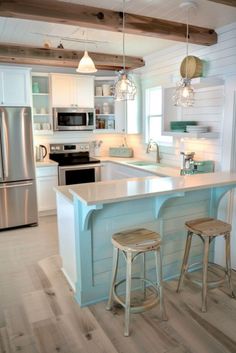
[144, 86, 172, 145]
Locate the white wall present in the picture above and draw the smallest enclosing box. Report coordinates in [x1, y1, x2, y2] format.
[132, 21, 236, 170]
[136, 21, 236, 269]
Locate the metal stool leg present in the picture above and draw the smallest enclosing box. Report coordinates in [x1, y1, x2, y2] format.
[155, 248, 168, 321]
[202, 237, 210, 312]
[177, 231, 193, 292]
[225, 232, 236, 298]
[141, 252, 146, 300]
[124, 251, 132, 337]
[106, 247, 119, 310]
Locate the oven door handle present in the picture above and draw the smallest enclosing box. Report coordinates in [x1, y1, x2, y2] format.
[59, 164, 101, 171]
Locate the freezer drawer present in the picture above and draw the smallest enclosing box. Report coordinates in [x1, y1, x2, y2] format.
[0, 180, 38, 230]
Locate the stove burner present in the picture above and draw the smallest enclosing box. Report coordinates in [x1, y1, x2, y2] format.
[49, 143, 100, 166]
[49, 152, 100, 166]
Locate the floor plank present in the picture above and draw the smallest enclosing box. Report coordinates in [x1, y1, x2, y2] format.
[0, 216, 236, 353]
[0, 328, 12, 353]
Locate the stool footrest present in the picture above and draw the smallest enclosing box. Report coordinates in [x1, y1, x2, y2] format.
[113, 276, 159, 314]
[186, 262, 228, 288]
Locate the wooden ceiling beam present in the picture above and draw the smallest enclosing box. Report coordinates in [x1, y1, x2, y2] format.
[0, 43, 145, 71]
[207, 0, 236, 7]
[0, 0, 217, 46]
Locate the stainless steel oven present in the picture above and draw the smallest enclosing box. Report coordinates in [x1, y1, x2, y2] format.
[49, 143, 101, 186]
[53, 107, 95, 131]
[59, 164, 101, 185]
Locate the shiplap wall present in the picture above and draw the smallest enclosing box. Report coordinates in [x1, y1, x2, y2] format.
[131, 21, 236, 170]
[75, 189, 212, 305]
[34, 22, 236, 167]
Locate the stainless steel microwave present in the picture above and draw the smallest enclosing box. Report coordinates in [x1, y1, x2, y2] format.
[53, 107, 95, 131]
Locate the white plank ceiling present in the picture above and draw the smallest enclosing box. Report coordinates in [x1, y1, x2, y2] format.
[0, 0, 236, 56]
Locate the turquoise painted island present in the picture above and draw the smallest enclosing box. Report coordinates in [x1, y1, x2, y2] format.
[55, 171, 236, 307]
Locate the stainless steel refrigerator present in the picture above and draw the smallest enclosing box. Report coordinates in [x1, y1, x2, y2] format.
[0, 107, 38, 230]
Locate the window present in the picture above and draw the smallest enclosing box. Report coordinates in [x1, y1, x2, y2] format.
[145, 86, 172, 144]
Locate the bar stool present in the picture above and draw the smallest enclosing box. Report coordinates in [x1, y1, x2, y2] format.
[106, 228, 167, 337]
[177, 217, 235, 312]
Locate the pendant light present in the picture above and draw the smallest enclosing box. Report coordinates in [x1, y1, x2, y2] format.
[173, 2, 195, 107]
[114, 0, 136, 101]
[76, 31, 97, 73]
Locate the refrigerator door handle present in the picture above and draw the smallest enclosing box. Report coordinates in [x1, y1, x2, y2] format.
[0, 181, 33, 189]
[0, 159, 2, 180]
[1, 110, 9, 178]
[0, 114, 3, 180]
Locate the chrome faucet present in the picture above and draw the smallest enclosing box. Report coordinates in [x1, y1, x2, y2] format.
[146, 139, 161, 163]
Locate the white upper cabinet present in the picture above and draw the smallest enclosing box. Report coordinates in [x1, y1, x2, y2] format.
[50, 73, 94, 108]
[0, 67, 31, 106]
[76, 76, 94, 108]
[50, 74, 74, 107]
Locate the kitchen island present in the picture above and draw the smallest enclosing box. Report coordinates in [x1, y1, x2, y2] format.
[55, 172, 236, 307]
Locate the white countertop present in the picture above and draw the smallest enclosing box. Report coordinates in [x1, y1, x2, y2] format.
[35, 156, 179, 177]
[67, 172, 236, 206]
[54, 185, 73, 203]
[98, 157, 180, 177]
[35, 159, 58, 167]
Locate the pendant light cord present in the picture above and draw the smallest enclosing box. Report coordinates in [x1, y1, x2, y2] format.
[185, 7, 189, 80]
[122, 0, 126, 71]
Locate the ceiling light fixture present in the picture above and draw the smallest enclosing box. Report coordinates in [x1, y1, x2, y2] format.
[76, 31, 97, 74]
[113, 0, 136, 101]
[173, 1, 196, 107]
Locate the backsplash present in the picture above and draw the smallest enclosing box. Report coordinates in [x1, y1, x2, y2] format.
[34, 133, 130, 159]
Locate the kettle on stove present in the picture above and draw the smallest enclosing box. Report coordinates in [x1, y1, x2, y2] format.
[35, 144, 47, 162]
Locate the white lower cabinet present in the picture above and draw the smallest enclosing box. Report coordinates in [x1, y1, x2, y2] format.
[56, 193, 76, 290]
[36, 165, 58, 213]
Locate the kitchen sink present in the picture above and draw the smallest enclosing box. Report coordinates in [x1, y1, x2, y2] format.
[126, 161, 162, 167]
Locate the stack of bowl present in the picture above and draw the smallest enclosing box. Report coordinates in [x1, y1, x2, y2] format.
[170, 121, 197, 132]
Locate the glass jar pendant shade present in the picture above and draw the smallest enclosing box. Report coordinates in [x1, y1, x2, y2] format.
[114, 0, 136, 101]
[173, 78, 194, 107]
[76, 50, 97, 73]
[114, 70, 136, 101]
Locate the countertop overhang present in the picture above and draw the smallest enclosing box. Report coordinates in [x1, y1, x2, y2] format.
[65, 172, 236, 206]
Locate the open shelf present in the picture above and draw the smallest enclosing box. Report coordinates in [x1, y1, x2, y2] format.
[32, 73, 52, 135]
[95, 95, 114, 98]
[33, 114, 50, 116]
[32, 93, 49, 96]
[96, 114, 115, 117]
[162, 131, 220, 138]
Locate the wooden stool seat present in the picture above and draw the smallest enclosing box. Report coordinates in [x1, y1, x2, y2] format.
[112, 228, 161, 252]
[177, 217, 235, 312]
[185, 217, 232, 237]
[107, 228, 167, 336]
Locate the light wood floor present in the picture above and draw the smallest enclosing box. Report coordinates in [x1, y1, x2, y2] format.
[0, 216, 236, 353]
